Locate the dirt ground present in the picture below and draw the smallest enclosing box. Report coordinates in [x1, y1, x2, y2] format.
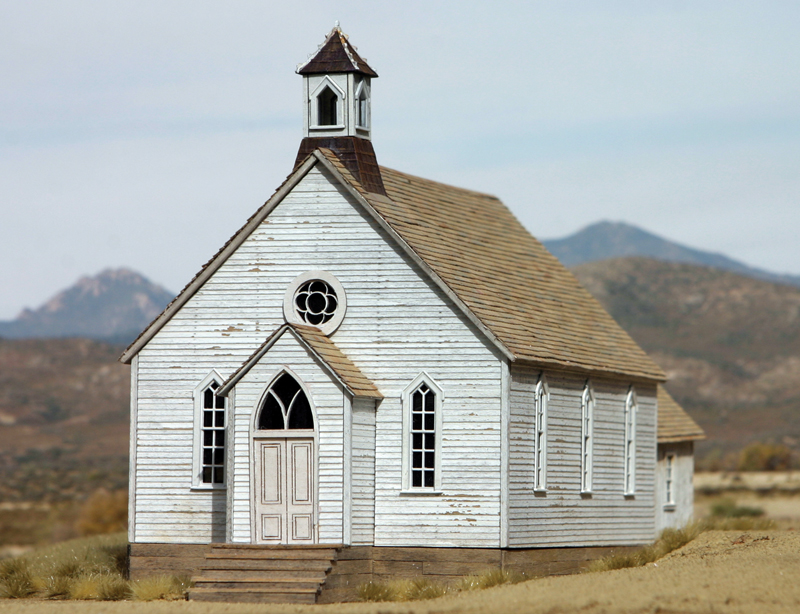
[4, 530, 800, 614]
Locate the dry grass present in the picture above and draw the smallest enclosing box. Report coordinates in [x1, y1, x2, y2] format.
[358, 567, 527, 602]
[129, 575, 192, 601]
[587, 516, 777, 573]
[0, 533, 188, 602]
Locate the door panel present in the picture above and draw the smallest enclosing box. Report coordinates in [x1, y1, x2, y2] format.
[254, 438, 315, 544]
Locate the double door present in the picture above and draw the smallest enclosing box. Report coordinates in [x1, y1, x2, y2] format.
[254, 437, 315, 544]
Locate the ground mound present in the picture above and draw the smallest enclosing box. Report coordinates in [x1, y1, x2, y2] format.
[3, 530, 799, 613]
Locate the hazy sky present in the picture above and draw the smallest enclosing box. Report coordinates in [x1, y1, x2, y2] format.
[2, 2, 799, 319]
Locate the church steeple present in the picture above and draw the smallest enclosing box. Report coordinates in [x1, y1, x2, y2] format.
[294, 24, 385, 195]
[297, 23, 377, 140]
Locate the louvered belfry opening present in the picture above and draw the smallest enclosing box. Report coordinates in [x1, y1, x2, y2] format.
[296, 24, 386, 195]
[258, 372, 315, 430]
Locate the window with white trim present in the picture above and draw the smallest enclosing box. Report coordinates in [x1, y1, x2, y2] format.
[580, 382, 595, 493]
[355, 79, 369, 129]
[624, 387, 637, 495]
[317, 85, 338, 126]
[665, 453, 676, 506]
[533, 375, 549, 491]
[193, 372, 227, 488]
[402, 374, 443, 491]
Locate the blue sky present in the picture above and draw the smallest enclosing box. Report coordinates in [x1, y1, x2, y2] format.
[2, 2, 799, 319]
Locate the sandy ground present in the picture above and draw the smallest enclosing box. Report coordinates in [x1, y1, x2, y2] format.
[3, 530, 800, 614]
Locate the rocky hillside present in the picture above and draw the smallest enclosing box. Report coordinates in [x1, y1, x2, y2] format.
[545, 221, 800, 288]
[572, 257, 800, 457]
[0, 269, 174, 343]
[0, 338, 129, 501]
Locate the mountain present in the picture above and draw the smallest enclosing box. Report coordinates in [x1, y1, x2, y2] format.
[544, 221, 800, 289]
[572, 257, 800, 460]
[0, 269, 174, 344]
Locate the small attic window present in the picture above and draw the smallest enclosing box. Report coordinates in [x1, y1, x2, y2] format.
[317, 86, 338, 126]
[295, 280, 338, 326]
[356, 82, 369, 129]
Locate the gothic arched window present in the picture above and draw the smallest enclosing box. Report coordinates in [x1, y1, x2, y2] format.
[317, 86, 338, 126]
[258, 372, 314, 430]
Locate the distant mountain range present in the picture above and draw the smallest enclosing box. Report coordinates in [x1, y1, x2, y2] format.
[543, 221, 800, 289]
[0, 269, 174, 344]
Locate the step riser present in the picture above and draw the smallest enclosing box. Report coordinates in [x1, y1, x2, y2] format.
[188, 591, 317, 604]
[190, 545, 341, 604]
[194, 569, 327, 581]
[195, 581, 320, 591]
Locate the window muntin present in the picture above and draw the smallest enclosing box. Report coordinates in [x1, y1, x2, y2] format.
[665, 453, 675, 506]
[533, 375, 548, 491]
[258, 372, 314, 431]
[402, 374, 443, 492]
[410, 382, 436, 488]
[317, 86, 338, 126]
[581, 382, 595, 493]
[294, 280, 338, 326]
[201, 381, 226, 484]
[355, 80, 369, 129]
[624, 388, 637, 495]
[193, 372, 227, 489]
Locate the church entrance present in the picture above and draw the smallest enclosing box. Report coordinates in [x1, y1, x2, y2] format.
[252, 371, 317, 544]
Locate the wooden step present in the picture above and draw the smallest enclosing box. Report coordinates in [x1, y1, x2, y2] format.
[193, 568, 328, 581]
[212, 543, 343, 550]
[197, 559, 332, 572]
[205, 548, 338, 560]
[188, 587, 318, 604]
[193, 578, 322, 591]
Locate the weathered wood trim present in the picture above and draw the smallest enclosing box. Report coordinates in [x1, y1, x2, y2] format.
[226, 388, 236, 543]
[119, 155, 320, 364]
[343, 391, 352, 546]
[500, 360, 510, 549]
[311, 151, 515, 363]
[128, 355, 138, 544]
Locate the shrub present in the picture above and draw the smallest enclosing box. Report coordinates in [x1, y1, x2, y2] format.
[97, 574, 131, 601]
[357, 580, 398, 602]
[43, 575, 73, 599]
[710, 498, 764, 519]
[0, 558, 36, 599]
[75, 489, 128, 537]
[69, 574, 103, 600]
[130, 575, 190, 601]
[404, 577, 449, 600]
[738, 442, 793, 471]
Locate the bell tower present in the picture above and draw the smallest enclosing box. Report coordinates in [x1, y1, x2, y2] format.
[294, 24, 385, 195]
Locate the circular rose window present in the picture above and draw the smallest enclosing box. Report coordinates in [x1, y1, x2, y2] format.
[294, 280, 338, 325]
[283, 271, 347, 335]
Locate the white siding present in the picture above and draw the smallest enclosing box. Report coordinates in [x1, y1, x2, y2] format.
[656, 442, 694, 532]
[132, 164, 503, 545]
[508, 365, 657, 547]
[228, 332, 345, 544]
[351, 398, 376, 545]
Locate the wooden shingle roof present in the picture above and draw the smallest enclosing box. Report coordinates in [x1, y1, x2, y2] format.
[317, 149, 666, 381]
[297, 26, 378, 77]
[218, 323, 382, 399]
[122, 148, 666, 383]
[657, 386, 705, 443]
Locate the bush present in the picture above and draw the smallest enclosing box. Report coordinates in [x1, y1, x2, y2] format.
[710, 498, 764, 518]
[75, 489, 128, 537]
[130, 575, 191, 601]
[738, 443, 794, 471]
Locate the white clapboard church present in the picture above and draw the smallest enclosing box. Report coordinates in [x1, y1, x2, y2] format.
[121, 26, 704, 603]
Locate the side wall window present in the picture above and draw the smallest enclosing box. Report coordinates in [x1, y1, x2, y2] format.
[402, 373, 444, 491]
[581, 381, 595, 493]
[665, 453, 676, 506]
[533, 375, 549, 491]
[193, 372, 227, 488]
[624, 387, 637, 495]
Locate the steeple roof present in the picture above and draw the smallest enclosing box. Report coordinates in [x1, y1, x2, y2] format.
[297, 24, 378, 78]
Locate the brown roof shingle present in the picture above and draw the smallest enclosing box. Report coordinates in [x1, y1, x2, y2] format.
[297, 26, 378, 77]
[657, 386, 705, 443]
[218, 323, 382, 399]
[317, 149, 665, 381]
